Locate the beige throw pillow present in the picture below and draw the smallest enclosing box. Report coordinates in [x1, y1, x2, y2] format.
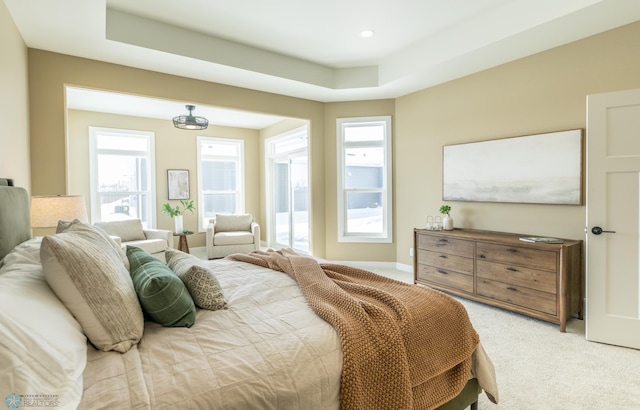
[165, 249, 228, 311]
[57, 219, 130, 271]
[41, 222, 144, 352]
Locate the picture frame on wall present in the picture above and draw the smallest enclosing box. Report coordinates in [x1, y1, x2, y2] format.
[442, 129, 583, 205]
[167, 169, 190, 200]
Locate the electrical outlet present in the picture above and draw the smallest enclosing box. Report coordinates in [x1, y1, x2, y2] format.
[409, 247, 414, 257]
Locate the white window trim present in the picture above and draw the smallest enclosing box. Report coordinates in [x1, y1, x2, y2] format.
[88, 127, 156, 227]
[265, 125, 311, 253]
[196, 136, 245, 232]
[336, 116, 392, 243]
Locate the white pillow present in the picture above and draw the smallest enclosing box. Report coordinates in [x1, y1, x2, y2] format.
[0, 238, 87, 409]
[41, 223, 144, 352]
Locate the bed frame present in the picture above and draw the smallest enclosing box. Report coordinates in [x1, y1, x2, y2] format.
[0, 178, 480, 409]
[0, 179, 31, 262]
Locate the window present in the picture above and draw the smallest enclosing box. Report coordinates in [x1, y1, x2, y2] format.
[89, 127, 156, 227]
[197, 137, 244, 231]
[337, 116, 392, 242]
[265, 125, 310, 253]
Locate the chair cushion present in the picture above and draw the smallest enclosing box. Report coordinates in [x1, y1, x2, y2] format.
[41, 222, 144, 353]
[126, 246, 196, 328]
[165, 249, 228, 311]
[125, 238, 167, 255]
[215, 214, 253, 232]
[214, 231, 255, 246]
[94, 219, 146, 242]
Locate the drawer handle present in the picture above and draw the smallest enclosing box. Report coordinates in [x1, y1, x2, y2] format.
[438, 239, 449, 243]
[437, 270, 448, 275]
[507, 287, 517, 291]
[439, 255, 448, 259]
[478, 254, 486, 259]
[507, 248, 518, 253]
[507, 267, 518, 272]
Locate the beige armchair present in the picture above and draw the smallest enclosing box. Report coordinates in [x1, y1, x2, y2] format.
[94, 219, 172, 261]
[206, 214, 260, 259]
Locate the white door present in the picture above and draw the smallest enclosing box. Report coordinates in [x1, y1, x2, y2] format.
[586, 88, 640, 349]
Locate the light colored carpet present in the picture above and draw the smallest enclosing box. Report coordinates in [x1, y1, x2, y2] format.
[192, 250, 640, 409]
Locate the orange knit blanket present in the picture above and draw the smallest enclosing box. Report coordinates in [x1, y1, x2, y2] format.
[228, 249, 479, 410]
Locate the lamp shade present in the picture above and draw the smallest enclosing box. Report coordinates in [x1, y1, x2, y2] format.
[30, 195, 88, 228]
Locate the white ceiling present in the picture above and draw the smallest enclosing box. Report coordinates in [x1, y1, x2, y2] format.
[6, 0, 640, 127]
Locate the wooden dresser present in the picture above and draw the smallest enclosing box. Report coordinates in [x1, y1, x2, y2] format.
[414, 228, 583, 332]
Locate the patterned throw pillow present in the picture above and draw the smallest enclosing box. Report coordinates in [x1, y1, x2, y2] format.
[126, 246, 196, 327]
[165, 249, 228, 311]
[41, 224, 144, 353]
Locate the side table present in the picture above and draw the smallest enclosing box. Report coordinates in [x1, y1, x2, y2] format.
[173, 231, 193, 253]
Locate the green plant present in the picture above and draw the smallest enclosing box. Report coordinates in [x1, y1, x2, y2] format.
[439, 205, 451, 215]
[161, 199, 195, 218]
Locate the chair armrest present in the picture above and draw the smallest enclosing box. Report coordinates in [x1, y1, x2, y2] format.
[250, 222, 260, 250]
[206, 223, 215, 259]
[109, 235, 123, 247]
[143, 229, 173, 249]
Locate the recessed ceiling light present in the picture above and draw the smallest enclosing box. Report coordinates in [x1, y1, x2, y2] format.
[360, 29, 375, 38]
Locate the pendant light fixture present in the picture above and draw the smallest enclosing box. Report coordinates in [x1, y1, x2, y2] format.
[172, 104, 209, 130]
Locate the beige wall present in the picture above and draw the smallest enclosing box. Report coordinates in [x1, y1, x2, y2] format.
[28, 50, 328, 257]
[0, 1, 30, 189]
[67, 110, 261, 249]
[23, 20, 640, 264]
[394, 20, 640, 266]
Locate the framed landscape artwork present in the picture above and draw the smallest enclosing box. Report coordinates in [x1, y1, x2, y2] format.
[167, 169, 190, 200]
[443, 129, 583, 205]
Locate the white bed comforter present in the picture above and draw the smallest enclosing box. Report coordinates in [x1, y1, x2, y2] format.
[79, 259, 343, 409]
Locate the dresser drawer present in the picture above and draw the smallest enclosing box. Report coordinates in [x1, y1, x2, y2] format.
[417, 249, 474, 274]
[477, 260, 557, 294]
[417, 234, 474, 257]
[417, 265, 474, 293]
[477, 278, 557, 315]
[476, 242, 557, 272]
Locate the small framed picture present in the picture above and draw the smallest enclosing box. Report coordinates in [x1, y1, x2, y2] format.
[167, 169, 190, 200]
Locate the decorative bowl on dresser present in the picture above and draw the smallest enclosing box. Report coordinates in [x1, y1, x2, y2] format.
[414, 228, 583, 332]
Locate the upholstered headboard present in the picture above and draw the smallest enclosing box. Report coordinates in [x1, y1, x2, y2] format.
[0, 179, 31, 261]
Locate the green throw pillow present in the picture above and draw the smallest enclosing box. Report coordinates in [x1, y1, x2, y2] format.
[126, 246, 196, 328]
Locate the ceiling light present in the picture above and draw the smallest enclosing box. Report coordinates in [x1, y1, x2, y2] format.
[360, 29, 375, 38]
[172, 104, 209, 130]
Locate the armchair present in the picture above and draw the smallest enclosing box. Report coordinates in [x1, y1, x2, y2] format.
[206, 214, 260, 259]
[94, 219, 172, 261]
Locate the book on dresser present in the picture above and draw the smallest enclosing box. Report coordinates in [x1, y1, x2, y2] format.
[413, 228, 583, 332]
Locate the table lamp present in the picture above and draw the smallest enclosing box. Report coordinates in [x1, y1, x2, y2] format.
[31, 195, 88, 235]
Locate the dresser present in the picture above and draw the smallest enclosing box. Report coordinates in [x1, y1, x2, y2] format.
[414, 228, 583, 332]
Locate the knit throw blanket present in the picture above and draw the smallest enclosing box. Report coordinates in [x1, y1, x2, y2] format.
[228, 249, 479, 410]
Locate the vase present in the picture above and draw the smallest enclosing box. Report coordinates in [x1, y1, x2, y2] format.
[442, 214, 453, 230]
[174, 215, 184, 233]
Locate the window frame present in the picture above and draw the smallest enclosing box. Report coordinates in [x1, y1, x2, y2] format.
[88, 126, 156, 227]
[336, 115, 393, 243]
[196, 136, 245, 232]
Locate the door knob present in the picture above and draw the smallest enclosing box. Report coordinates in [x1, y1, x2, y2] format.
[591, 226, 616, 235]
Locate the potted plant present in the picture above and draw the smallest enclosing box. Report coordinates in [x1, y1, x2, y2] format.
[439, 204, 454, 230]
[162, 199, 195, 233]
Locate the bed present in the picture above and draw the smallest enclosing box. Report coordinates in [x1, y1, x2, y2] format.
[0, 180, 497, 410]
